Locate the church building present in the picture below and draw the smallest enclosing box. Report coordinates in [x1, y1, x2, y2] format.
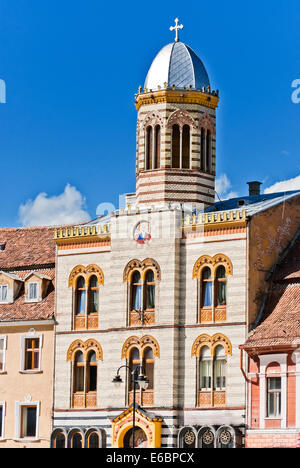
[50, 21, 300, 448]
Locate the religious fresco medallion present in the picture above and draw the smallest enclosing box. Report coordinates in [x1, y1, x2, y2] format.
[134, 221, 151, 244]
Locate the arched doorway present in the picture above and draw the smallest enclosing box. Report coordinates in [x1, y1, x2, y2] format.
[124, 427, 148, 448]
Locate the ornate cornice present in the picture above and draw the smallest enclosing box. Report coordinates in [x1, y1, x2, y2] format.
[135, 89, 219, 111]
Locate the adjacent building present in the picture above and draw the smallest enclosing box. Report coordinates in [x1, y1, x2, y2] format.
[0, 227, 55, 448]
[242, 231, 300, 448]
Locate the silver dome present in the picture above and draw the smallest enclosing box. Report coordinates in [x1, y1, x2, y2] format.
[144, 42, 210, 91]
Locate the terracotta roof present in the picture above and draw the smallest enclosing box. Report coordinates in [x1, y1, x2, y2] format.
[244, 234, 300, 351]
[0, 227, 56, 322]
[0, 279, 55, 322]
[0, 227, 55, 269]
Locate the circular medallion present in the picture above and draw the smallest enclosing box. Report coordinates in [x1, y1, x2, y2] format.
[202, 430, 214, 445]
[219, 429, 232, 446]
[184, 430, 196, 446]
[134, 221, 151, 244]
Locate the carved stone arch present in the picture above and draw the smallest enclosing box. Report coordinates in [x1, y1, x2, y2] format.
[199, 113, 215, 134]
[141, 258, 161, 281]
[121, 336, 141, 359]
[86, 264, 104, 286]
[192, 255, 214, 279]
[191, 333, 232, 357]
[211, 333, 232, 356]
[140, 111, 164, 131]
[67, 339, 103, 362]
[121, 335, 160, 359]
[84, 339, 103, 361]
[167, 109, 196, 129]
[191, 334, 212, 357]
[212, 254, 233, 276]
[69, 264, 104, 287]
[68, 265, 86, 287]
[123, 260, 143, 282]
[192, 254, 233, 279]
[140, 335, 160, 358]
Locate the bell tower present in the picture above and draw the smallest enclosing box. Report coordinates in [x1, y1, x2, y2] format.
[135, 20, 219, 209]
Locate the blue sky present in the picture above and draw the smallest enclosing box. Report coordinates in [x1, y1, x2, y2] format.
[0, 0, 299, 226]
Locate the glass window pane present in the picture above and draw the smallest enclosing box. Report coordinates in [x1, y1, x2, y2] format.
[72, 433, 82, 448]
[0, 339, 4, 371]
[0, 406, 2, 437]
[132, 285, 142, 310]
[88, 365, 97, 392]
[77, 290, 86, 315]
[203, 281, 212, 307]
[146, 284, 155, 309]
[29, 283, 38, 300]
[217, 281, 227, 306]
[22, 407, 37, 438]
[89, 275, 98, 288]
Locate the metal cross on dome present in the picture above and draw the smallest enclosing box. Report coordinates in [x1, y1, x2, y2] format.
[170, 18, 184, 42]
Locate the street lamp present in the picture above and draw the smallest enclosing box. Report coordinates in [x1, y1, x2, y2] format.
[112, 365, 149, 448]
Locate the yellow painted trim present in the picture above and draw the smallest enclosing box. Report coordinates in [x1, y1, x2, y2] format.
[135, 89, 219, 111]
[111, 407, 162, 448]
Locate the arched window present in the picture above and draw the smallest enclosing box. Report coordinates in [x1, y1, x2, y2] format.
[86, 275, 99, 329]
[71, 431, 83, 449]
[129, 347, 141, 392]
[87, 351, 97, 393]
[193, 255, 232, 323]
[143, 347, 154, 390]
[145, 270, 155, 311]
[76, 277, 86, 316]
[172, 124, 180, 168]
[125, 340, 157, 407]
[201, 267, 213, 309]
[206, 129, 211, 173]
[179, 427, 197, 448]
[200, 346, 212, 391]
[53, 431, 66, 448]
[198, 426, 215, 449]
[87, 431, 101, 449]
[74, 351, 85, 394]
[70, 344, 101, 409]
[182, 125, 190, 169]
[154, 125, 161, 169]
[131, 271, 142, 311]
[214, 346, 226, 390]
[192, 334, 231, 408]
[215, 266, 227, 307]
[146, 126, 153, 170]
[200, 128, 206, 171]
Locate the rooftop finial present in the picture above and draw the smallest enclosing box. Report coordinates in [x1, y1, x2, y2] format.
[170, 18, 184, 43]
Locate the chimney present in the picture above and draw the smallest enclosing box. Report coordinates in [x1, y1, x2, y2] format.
[247, 181, 262, 197]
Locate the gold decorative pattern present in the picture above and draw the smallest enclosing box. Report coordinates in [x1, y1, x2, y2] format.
[135, 89, 219, 111]
[68, 264, 104, 287]
[121, 335, 160, 359]
[191, 333, 232, 357]
[192, 253, 233, 279]
[67, 339, 103, 362]
[123, 258, 161, 282]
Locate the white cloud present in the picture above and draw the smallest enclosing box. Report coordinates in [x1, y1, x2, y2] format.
[215, 174, 238, 200]
[264, 174, 300, 194]
[19, 184, 90, 226]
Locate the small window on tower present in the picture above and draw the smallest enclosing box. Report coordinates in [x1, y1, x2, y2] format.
[0, 243, 6, 252]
